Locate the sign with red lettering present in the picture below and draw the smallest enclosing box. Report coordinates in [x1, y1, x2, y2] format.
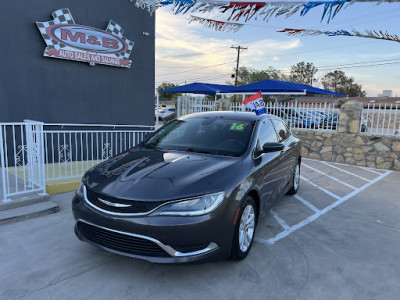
[36, 8, 134, 68]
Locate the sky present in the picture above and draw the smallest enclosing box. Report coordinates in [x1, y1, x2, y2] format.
[154, 1, 400, 96]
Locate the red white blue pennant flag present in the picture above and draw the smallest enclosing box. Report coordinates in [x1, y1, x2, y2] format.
[243, 91, 266, 116]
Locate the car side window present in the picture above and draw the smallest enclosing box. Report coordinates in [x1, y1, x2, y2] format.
[272, 119, 290, 142]
[257, 119, 278, 151]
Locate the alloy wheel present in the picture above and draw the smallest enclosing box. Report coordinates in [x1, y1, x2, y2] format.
[293, 163, 300, 191]
[238, 204, 255, 253]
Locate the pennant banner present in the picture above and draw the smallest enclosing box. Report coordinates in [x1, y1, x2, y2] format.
[188, 15, 244, 32]
[134, 0, 400, 23]
[278, 28, 400, 43]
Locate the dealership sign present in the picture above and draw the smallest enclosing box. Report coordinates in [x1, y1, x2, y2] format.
[36, 8, 134, 68]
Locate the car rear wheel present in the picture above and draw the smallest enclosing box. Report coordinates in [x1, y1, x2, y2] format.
[287, 161, 300, 195]
[230, 196, 256, 260]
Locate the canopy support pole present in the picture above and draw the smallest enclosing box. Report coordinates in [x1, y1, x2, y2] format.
[156, 92, 159, 127]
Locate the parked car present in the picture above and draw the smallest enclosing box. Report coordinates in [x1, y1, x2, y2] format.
[266, 107, 322, 129]
[297, 110, 325, 129]
[72, 111, 302, 263]
[156, 107, 175, 120]
[322, 112, 339, 130]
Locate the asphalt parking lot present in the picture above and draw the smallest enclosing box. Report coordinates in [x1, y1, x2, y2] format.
[1, 159, 399, 300]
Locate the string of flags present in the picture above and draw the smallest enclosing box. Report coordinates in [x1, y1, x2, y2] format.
[188, 15, 244, 32]
[278, 28, 400, 43]
[132, 0, 400, 45]
[134, 0, 400, 23]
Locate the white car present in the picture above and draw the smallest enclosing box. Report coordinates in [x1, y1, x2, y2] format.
[156, 107, 175, 120]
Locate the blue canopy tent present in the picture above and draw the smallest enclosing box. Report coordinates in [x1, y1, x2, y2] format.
[159, 82, 237, 95]
[219, 79, 346, 97]
[156, 80, 345, 123]
[157, 83, 238, 125]
[160, 80, 345, 97]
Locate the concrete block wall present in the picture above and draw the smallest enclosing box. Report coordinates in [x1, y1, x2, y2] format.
[292, 101, 400, 171]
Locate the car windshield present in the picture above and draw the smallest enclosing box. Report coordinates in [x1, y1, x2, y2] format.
[143, 117, 255, 157]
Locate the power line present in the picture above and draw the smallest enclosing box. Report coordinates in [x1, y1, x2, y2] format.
[318, 61, 400, 71]
[156, 57, 400, 86]
[316, 57, 400, 69]
[155, 73, 232, 85]
[156, 60, 236, 76]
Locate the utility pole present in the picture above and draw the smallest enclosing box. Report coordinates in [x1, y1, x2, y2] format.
[231, 45, 248, 86]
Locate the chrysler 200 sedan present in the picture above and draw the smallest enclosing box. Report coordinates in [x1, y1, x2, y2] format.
[72, 112, 302, 263]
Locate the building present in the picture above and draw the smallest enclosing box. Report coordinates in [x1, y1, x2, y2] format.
[0, 0, 155, 126]
[378, 90, 393, 97]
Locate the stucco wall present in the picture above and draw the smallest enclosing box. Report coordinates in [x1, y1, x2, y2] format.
[292, 101, 400, 171]
[0, 0, 155, 125]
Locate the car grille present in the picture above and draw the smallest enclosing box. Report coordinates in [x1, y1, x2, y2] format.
[85, 189, 164, 214]
[76, 221, 170, 257]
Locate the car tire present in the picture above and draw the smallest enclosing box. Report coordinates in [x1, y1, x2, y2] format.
[230, 196, 257, 261]
[286, 161, 300, 195]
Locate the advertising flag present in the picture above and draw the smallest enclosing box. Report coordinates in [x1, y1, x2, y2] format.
[243, 91, 266, 116]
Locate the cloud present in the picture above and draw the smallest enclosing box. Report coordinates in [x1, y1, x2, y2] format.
[155, 9, 302, 85]
[362, 83, 400, 97]
[161, 52, 204, 59]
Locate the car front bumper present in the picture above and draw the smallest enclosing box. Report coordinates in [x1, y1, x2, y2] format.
[72, 195, 235, 263]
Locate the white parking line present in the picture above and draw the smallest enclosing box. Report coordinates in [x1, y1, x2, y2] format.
[255, 170, 392, 246]
[359, 166, 385, 175]
[319, 161, 370, 182]
[270, 210, 290, 231]
[293, 194, 320, 213]
[305, 158, 387, 175]
[302, 163, 357, 190]
[301, 175, 341, 200]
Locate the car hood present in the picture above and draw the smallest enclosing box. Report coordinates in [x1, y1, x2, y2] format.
[83, 147, 242, 201]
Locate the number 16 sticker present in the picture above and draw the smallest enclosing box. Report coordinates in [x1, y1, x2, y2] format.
[230, 123, 245, 131]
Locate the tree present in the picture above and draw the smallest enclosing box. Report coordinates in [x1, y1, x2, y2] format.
[289, 62, 318, 85]
[229, 66, 283, 86]
[321, 70, 366, 97]
[156, 82, 181, 103]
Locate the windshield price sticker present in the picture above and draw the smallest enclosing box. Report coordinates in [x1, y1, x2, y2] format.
[230, 123, 246, 131]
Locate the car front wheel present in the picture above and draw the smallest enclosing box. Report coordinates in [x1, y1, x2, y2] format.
[230, 196, 257, 260]
[287, 161, 300, 195]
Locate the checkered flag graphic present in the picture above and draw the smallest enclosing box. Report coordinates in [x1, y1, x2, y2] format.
[36, 8, 75, 50]
[106, 20, 135, 60]
[51, 8, 75, 24]
[36, 9, 135, 67]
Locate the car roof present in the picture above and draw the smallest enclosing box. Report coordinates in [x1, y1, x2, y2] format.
[179, 111, 274, 122]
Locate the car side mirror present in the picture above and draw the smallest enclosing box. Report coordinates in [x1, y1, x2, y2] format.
[262, 142, 284, 153]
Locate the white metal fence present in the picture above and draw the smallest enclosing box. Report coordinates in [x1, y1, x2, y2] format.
[1, 121, 154, 202]
[0, 121, 46, 202]
[360, 103, 400, 135]
[177, 97, 338, 131]
[43, 124, 154, 181]
[177, 96, 216, 117]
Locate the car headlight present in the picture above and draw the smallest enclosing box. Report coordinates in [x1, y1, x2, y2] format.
[151, 192, 225, 216]
[76, 182, 85, 198]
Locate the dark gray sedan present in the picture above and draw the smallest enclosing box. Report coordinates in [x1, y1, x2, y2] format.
[72, 111, 301, 263]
